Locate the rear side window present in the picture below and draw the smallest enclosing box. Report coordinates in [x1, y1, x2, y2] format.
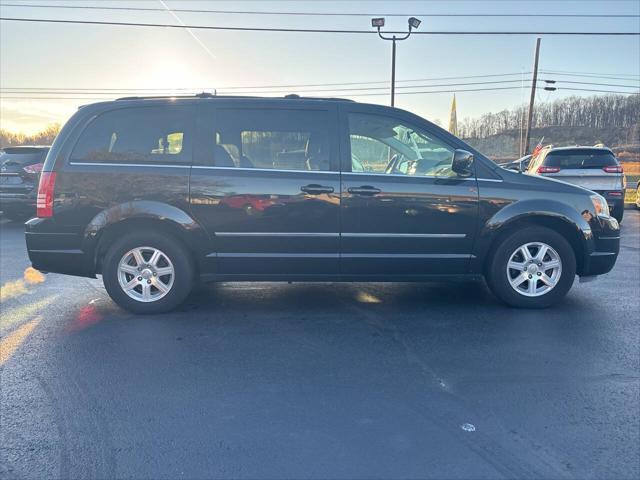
[543, 150, 618, 169]
[71, 107, 192, 164]
[208, 108, 332, 171]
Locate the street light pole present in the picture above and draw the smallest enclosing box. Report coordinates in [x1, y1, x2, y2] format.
[391, 37, 396, 106]
[372, 17, 421, 107]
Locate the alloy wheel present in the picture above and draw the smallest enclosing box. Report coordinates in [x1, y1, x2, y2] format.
[117, 246, 175, 302]
[506, 242, 562, 297]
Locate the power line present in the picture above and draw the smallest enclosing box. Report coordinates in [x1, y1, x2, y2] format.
[2, 85, 637, 101]
[0, 72, 536, 93]
[0, 86, 528, 100]
[1, 3, 638, 18]
[3, 78, 639, 96]
[1, 17, 638, 35]
[540, 69, 640, 78]
[543, 80, 640, 88]
[538, 79, 640, 88]
[558, 87, 640, 94]
[0, 79, 539, 96]
[541, 71, 640, 81]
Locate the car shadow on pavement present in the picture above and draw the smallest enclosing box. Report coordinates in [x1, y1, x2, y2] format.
[175, 279, 496, 315]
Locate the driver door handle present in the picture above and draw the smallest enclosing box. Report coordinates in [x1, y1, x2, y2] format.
[347, 185, 381, 196]
[301, 184, 334, 195]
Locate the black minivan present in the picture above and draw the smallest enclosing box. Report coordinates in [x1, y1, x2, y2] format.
[26, 95, 620, 313]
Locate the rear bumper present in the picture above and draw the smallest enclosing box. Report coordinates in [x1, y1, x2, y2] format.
[25, 218, 96, 278]
[0, 192, 36, 213]
[593, 190, 625, 212]
[581, 214, 620, 276]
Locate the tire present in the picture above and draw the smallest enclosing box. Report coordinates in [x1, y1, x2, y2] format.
[102, 231, 194, 314]
[612, 208, 624, 224]
[486, 226, 576, 308]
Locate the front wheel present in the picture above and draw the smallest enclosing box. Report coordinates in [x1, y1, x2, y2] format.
[486, 226, 576, 308]
[102, 231, 194, 314]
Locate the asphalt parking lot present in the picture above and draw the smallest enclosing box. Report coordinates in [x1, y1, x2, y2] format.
[1, 210, 639, 480]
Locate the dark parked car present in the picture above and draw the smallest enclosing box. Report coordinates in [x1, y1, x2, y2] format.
[0, 145, 50, 220]
[526, 145, 626, 222]
[25, 95, 620, 313]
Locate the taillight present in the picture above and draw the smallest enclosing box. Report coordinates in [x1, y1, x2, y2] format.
[537, 166, 560, 173]
[608, 191, 623, 197]
[23, 162, 44, 174]
[603, 165, 623, 173]
[36, 172, 56, 218]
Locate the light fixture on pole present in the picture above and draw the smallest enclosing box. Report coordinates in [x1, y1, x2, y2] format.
[372, 16, 422, 107]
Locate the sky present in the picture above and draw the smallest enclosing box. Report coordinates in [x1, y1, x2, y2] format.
[1, 0, 639, 134]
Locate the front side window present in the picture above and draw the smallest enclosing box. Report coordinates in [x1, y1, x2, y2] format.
[71, 107, 191, 163]
[348, 113, 455, 177]
[211, 108, 331, 171]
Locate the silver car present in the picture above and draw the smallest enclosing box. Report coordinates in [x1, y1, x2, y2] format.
[526, 146, 626, 222]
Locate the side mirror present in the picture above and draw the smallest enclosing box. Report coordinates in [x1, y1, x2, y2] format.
[452, 149, 474, 177]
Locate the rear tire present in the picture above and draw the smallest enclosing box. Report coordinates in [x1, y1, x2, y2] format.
[102, 231, 194, 314]
[486, 226, 576, 308]
[612, 209, 624, 224]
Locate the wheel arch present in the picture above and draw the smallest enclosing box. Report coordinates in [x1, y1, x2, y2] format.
[475, 200, 593, 276]
[83, 201, 208, 274]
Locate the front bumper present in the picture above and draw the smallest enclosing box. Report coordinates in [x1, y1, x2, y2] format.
[581, 214, 620, 276]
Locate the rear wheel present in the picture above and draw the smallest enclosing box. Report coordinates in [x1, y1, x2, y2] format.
[612, 207, 624, 224]
[102, 231, 194, 314]
[487, 226, 576, 308]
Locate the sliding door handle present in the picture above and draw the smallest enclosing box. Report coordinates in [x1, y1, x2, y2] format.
[301, 184, 334, 195]
[347, 185, 381, 196]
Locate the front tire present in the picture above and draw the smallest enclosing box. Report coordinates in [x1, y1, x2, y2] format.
[102, 231, 194, 314]
[487, 226, 576, 308]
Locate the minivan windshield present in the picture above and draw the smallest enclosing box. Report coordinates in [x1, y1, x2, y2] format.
[543, 149, 618, 169]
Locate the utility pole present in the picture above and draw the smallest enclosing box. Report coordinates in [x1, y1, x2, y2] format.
[523, 37, 541, 155]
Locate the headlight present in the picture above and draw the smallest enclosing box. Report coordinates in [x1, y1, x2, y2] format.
[590, 194, 610, 217]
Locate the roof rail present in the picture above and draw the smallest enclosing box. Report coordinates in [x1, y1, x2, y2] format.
[284, 93, 354, 102]
[116, 91, 217, 101]
[115, 92, 355, 102]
